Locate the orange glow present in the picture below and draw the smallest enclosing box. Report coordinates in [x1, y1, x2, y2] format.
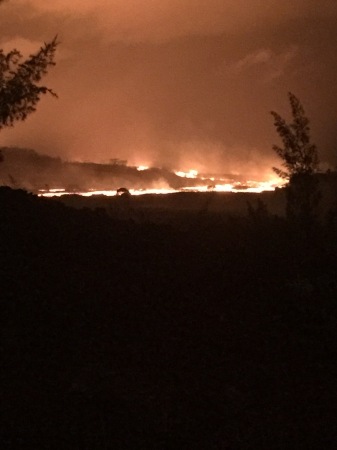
[136, 165, 149, 171]
[39, 176, 284, 197]
[175, 169, 199, 179]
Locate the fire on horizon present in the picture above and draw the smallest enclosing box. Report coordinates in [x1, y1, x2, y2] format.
[39, 166, 284, 198]
[1, 1, 337, 175]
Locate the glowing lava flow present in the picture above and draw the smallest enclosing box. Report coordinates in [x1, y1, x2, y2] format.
[37, 164, 284, 197]
[39, 178, 282, 198]
[174, 169, 199, 178]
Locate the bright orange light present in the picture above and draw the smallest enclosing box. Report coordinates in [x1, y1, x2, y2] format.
[39, 181, 283, 198]
[175, 169, 199, 179]
[38, 170, 285, 198]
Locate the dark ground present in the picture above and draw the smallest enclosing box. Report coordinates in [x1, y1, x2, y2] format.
[1, 186, 337, 449]
[57, 189, 286, 221]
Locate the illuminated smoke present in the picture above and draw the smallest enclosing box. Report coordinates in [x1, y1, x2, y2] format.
[0, 0, 336, 172]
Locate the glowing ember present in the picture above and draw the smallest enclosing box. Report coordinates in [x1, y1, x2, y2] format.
[175, 169, 199, 178]
[47, 188, 65, 193]
[136, 165, 149, 171]
[39, 188, 66, 195]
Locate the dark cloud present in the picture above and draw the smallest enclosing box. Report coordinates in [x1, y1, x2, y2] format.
[1, 0, 337, 178]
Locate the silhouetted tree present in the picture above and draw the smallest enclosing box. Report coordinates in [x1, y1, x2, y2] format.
[271, 92, 319, 180]
[0, 37, 58, 131]
[271, 93, 320, 224]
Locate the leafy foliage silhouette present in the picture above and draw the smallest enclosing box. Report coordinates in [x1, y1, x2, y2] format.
[0, 37, 58, 131]
[271, 93, 320, 223]
[271, 92, 319, 180]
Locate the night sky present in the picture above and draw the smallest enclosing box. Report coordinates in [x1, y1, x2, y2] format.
[1, 0, 337, 179]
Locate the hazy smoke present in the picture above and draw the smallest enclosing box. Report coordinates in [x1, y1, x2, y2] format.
[1, 0, 337, 176]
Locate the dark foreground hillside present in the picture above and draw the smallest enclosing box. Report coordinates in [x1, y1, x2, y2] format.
[1, 187, 337, 449]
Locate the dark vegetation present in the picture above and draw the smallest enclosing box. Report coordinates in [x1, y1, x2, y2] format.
[271, 92, 321, 226]
[1, 184, 337, 449]
[0, 38, 58, 131]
